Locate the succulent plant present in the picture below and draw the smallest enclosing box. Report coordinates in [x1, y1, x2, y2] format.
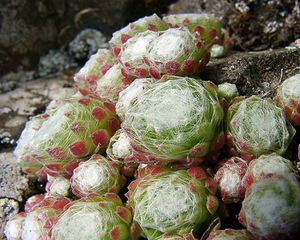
[217, 83, 239, 103]
[207, 229, 255, 240]
[241, 153, 296, 193]
[146, 28, 210, 78]
[51, 194, 134, 240]
[110, 14, 168, 57]
[74, 49, 115, 96]
[274, 73, 300, 126]
[22, 196, 70, 240]
[46, 175, 71, 197]
[116, 77, 155, 121]
[18, 95, 120, 177]
[95, 63, 134, 103]
[70, 154, 125, 197]
[214, 157, 248, 204]
[16, 94, 119, 176]
[4, 212, 26, 240]
[118, 30, 160, 78]
[122, 76, 224, 165]
[106, 129, 139, 176]
[226, 96, 295, 161]
[127, 165, 220, 239]
[14, 113, 50, 181]
[162, 13, 232, 58]
[239, 175, 300, 239]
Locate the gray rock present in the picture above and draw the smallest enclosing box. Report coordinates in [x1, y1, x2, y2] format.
[38, 50, 76, 77]
[0, 198, 19, 239]
[68, 29, 109, 61]
[201, 48, 300, 96]
[0, 0, 135, 74]
[0, 152, 29, 201]
[0, 75, 74, 148]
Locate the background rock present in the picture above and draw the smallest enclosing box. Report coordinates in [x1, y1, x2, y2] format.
[0, 152, 29, 201]
[0, 0, 174, 75]
[201, 47, 300, 96]
[168, 0, 300, 51]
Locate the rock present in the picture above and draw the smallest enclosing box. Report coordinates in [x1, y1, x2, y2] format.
[201, 48, 300, 96]
[0, 75, 75, 149]
[200, 0, 300, 50]
[167, 0, 202, 14]
[0, 0, 135, 74]
[0, 152, 29, 202]
[68, 29, 109, 61]
[0, 198, 19, 239]
[38, 50, 77, 77]
[0, 71, 35, 93]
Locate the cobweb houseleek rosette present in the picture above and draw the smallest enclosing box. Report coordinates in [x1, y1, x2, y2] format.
[70, 154, 125, 197]
[23, 96, 120, 177]
[95, 63, 135, 103]
[127, 165, 220, 239]
[51, 194, 135, 240]
[118, 30, 160, 78]
[74, 49, 115, 96]
[110, 14, 168, 57]
[226, 96, 295, 161]
[21, 196, 70, 240]
[145, 28, 211, 79]
[241, 153, 296, 193]
[14, 113, 50, 181]
[239, 175, 300, 239]
[106, 129, 139, 176]
[121, 76, 224, 165]
[214, 157, 248, 204]
[274, 73, 300, 126]
[162, 13, 232, 58]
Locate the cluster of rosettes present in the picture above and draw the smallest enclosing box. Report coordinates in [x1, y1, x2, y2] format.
[7, 12, 300, 240]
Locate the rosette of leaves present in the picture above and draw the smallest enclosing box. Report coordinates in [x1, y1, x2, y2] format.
[274, 73, 300, 126]
[163, 13, 232, 58]
[51, 194, 135, 240]
[118, 30, 160, 78]
[74, 49, 115, 95]
[106, 129, 139, 177]
[127, 165, 220, 239]
[239, 175, 300, 239]
[145, 28, 211, 78]
[70, 154, 125, 197]
[116, 77, 155, 121]
[110, 14, 168, 57]
[241, 153, 296, 193]
[14, 113, 50, 181]
[226, 96, 295, 161]
[19, 96, 120, 177]
[121, 76, 224, 165]
[21, 196, 70, 240]
[214, 157, 248, 204]
[95, 63, 135, 103]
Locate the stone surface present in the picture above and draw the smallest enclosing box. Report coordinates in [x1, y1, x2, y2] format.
[0, 152, 29, 201]
[201, 47, 300, 96]
[167, 0, 300, 51]
[0, 198, 19, 239]
[0, 0, 135, 74]
[0, 74, 75, 149]
[201, 0, 300, 50]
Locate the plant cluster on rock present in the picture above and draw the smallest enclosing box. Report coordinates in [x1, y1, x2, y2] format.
[5, 13, 300, 240]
